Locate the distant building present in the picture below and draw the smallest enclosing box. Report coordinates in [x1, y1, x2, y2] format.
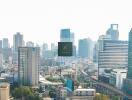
[0, 83, 10, 100]
[0, 54, 2, 69]
[13, 32, 24, 64]
[60, 29, 71, 42]
[98, 40, 128, 75]
[13, 32, 24, 52]
[106, 24, 119, 40]
[78, 38, 93, 59]
[2, 38, 9, 48]
[2, 38, 11, 64]
[0, 40, 2, 53]
[18, 47, 40, 86]
[26, 41, 34, 47]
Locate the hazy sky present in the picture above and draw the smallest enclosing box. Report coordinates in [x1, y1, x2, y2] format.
[0, 0, 132, 46]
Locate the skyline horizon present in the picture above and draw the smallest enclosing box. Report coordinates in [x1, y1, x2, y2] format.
[0, 25, 130, 47]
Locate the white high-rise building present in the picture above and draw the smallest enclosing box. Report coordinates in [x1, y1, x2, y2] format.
[98, 40, 128, 75]
[18, 47, 40, 86]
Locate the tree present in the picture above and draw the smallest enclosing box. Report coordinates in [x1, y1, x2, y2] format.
[11, 86, 42, 100]
[95, 93, 109, 100]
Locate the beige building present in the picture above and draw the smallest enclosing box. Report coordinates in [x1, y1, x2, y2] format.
[0, 83, 10, 100]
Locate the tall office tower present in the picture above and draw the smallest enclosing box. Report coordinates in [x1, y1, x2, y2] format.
[123, 29, 132, 96]
[73, 45, 76, 57]
[0, 54, 2, 69]
[106, 24, 119, 40]
[0, 40, 2, 53]
[71, 33, 75, 44]
[13, 32, 24, 51]
[98, 40, 128, 75]
[13, 32, 24, 64]
[26, 41, 34, 47]
[78, 38, 93, 59]
[18, 47, 40, 86]
[2, 38, 10, 63]
[51, 43, 56, 50]
[60, 29, 71, 42]
[42, 43, 48, 51]
[2, 38, 9, 48]
[42, 43, 48, 58]
[0, 83, 10, 100]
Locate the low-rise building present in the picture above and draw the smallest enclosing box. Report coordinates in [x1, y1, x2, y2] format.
[0, 83, 10, 100]
[68, 86, 96, 100]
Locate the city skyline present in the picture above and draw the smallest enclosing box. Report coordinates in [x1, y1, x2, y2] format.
[0, 0, 132, 46]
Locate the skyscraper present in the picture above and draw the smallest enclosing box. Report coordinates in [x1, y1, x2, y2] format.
[123, 29, 132, 96]
[2, 38, 10, 63]
[18, 47, 40, 86]
[127, 29, 132, 79]
[26, 41, 34, 47]
[13, 32, 24, 52]
[106, 24, 119, 40]
[13, 32, 24, 64]
[0, 40, 2, 53]
[2, 38, 9, 48]
[60, 29, 71, 42]
[78, 38, 93, 59]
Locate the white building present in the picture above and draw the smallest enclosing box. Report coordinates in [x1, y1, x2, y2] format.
[68, 86, 96, 100]
[18, 47, 40, 86]
[110, 69, 127, 89]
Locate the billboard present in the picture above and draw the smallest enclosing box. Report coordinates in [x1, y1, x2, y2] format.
[58, 42, 73, 56]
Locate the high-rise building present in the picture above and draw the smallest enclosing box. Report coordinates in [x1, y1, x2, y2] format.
[60, 29, 71, 42]
[106, 24, 119, 40]
[78, 38, 93, 59]
[98, 40, 128, 75]
[0, 40, 2, 53]
[2, 38, 10, 63]
[13, 32, 24, 51]
[51, 43, 56, 51]
[127, 29, 132, 79]
[2, 38, 9, 48]
[18, 47, 40, 86]
[0, 83, 10, 100]
[26, 41, 34, 47]
[123, 29, 132, 96]
[0, 54, 2, 69]
[13, 32, 24, 64]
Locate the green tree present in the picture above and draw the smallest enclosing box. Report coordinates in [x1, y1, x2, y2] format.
[95, 93, 109, 100]
[12, 86, 42, 100]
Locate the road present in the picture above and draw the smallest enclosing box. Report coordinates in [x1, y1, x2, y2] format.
[81, 69, 132, 100]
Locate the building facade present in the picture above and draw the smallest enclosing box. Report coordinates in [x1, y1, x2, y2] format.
[18, 47, 40, 86]
[98, 40, 128, 75]
[123, 29, 132, 96]
[78, 38, 93, 59]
